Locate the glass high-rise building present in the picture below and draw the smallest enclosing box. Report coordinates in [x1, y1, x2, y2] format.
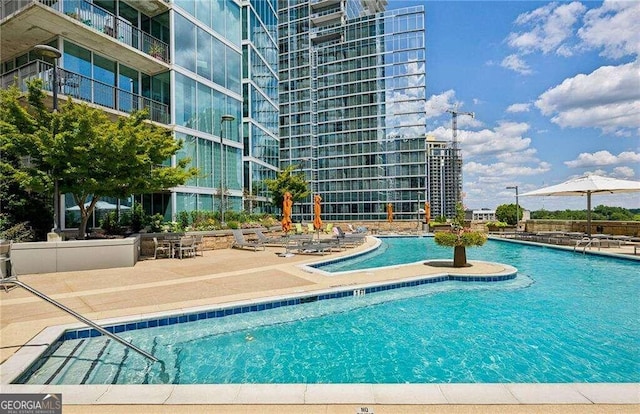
[426, 135, 462, 219]
[278, 0, 427, 221]
[1, 0, 279, 225]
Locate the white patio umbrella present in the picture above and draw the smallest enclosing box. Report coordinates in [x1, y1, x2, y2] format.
[521, 174, 640, 235]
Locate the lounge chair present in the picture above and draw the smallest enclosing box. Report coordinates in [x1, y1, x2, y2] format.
[307, 223, 315, 233]
[231, 229, 265, 251]
[315, 237, 343, 251]
[285, 236, 330, 255]
[254, 229, 287, 246]
[295, 223, 305, 234]
[334, 226, 367, 246]
[323, 223, 334, 234]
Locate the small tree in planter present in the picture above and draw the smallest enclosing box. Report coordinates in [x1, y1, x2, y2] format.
[434, 203, 487, 267]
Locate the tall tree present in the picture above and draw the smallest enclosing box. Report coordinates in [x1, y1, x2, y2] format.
[264, 165, 310, 209]
[1, 82, 53, 239]
[2, 81, 198, 239]
[495, 203, 522, 225]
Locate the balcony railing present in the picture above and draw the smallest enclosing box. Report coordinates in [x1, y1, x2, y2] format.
[1, 60, 170, 124]
[2, 0, 169, 63]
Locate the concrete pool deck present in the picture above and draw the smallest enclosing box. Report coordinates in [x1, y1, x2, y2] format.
[1, 236, 638, 413]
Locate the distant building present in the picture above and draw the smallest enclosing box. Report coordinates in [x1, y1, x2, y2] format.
[278, 0, 427, 221]
[426, 135, 461, 219]
[471, 209, 496, 222]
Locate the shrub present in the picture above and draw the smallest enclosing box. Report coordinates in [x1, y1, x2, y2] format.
[100, 212, 125, 235]
[177, 211, 190, 230]
[148, 214, 165, 233]
[434, 230, 487, 247]
[0, 215, 35, 242]
[130, 204, 147, 233]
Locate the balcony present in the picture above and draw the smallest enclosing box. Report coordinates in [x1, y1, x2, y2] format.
[1, 0, 169, 74]
[310, 25, 343, 44]
[310, 8, 343, 27]
[122, 0, 169, 17]
[310, 0, 341, 10]
[1, 60, 170, 124]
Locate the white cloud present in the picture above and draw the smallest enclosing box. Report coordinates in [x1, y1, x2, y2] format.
[424, 90, 456, 119]
[506, 103, 532, 113]
[578, 0, 640, 59]
[465, 161, 551, 177]
[564, 150, 640, 168]
[507, 1, 586, 56]
[427, 121, 535, 160]
[535, 60, 640, 134]
[612, 166, 636, 178]
[496, 148, 539, 163]
[500, 54, 532, 75]
[424, 91, 483, 129]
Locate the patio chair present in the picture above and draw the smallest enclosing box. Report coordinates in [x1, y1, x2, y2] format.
[177, 236, 197, 259]
[323, 223, 334, 234]
[307, 223, 315, 233]
[193, 234, 204, 256]
[231, 229, 265, 251]
[1, 240, 14, 282]
[153, 237, 171, 259]
[295, 223, 305, 234]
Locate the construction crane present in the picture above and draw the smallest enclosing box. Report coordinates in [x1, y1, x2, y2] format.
[445, 107, 475, 211]
[446, 107, 475, 151]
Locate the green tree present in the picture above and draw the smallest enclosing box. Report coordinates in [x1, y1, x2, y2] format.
[1, 82, 54, 240]
[264, 165, 310, 209]
[1, 81, 197, 239]
[529, 206, 638, 221]
[495, 203, 522, 225]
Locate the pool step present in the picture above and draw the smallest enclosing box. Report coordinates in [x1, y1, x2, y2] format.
[21, 339, 86, 384]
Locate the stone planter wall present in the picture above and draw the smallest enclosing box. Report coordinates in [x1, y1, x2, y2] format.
[524, 220, 640, 236]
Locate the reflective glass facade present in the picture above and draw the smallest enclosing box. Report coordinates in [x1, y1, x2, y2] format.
[1, 0, 273, 223]
[172, 0, 244, 218]
[242, 0, 279, 213]
[279, 1, 427, 221]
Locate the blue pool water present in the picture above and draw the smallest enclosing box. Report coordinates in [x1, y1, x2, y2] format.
[18, 238, 639, 384]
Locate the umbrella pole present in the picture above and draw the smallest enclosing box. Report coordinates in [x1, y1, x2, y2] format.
[587, 191, 592, 236]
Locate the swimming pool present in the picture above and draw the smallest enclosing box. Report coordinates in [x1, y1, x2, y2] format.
[14, 238, 640, 385]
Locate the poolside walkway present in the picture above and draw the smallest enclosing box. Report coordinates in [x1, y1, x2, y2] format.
[1, 236, 638, 413]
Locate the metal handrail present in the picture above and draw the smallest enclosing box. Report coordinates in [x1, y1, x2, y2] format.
[0, 242, 158, 363]
[1, 60, 169, 124]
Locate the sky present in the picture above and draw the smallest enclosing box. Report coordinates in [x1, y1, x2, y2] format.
[390, 0, 639, 211]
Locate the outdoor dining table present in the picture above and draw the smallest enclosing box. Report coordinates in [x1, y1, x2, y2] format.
[161, 236, 182, 258]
